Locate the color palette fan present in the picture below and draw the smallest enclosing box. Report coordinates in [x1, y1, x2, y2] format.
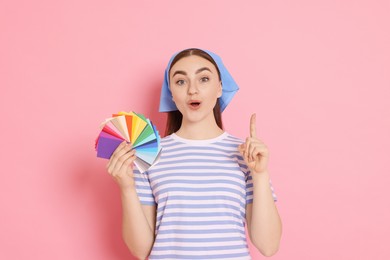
[95, 111, 162, 173]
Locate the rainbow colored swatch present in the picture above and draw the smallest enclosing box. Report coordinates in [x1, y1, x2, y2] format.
[95, 111, 162, 173]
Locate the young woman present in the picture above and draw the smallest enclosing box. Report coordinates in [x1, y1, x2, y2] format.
[106, 48, 282, 259]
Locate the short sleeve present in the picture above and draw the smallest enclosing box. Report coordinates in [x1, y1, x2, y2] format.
[245, 173, 278, 204]
[133, 168, 156, 206]
[239, 157, 278, 204]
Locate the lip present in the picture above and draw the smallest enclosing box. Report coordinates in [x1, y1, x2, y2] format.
[187, 100, 202, 110]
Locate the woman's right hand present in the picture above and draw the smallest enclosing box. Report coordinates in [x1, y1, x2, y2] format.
[106, 141, 137, 190]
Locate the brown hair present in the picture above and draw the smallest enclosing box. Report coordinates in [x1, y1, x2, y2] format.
[164, 48, 223, 136]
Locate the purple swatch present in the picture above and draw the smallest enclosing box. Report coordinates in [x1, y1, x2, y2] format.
[96, 132, 124, 159]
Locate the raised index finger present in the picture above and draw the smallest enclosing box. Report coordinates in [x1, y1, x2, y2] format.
[250, 113, 257, 138]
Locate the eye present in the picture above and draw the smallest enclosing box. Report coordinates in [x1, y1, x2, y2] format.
[200, 77, 209, 83]
[176, 79, 185, 86]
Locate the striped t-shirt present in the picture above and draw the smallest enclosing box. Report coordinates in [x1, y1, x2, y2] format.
[134, 132, 277, 260]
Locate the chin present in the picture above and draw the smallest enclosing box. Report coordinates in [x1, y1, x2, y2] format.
[188, 111, 215, 124]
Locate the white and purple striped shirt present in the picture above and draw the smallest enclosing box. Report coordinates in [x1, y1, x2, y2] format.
[134, 132, 277, 259]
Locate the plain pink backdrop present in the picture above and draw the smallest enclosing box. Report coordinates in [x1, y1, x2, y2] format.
[1, 0, 389, 259]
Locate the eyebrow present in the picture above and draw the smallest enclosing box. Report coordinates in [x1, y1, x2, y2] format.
[196, 67, 212, 74]
[172, 67, 212, 78]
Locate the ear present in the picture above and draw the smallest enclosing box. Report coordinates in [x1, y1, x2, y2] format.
[217, 81, 223, 98]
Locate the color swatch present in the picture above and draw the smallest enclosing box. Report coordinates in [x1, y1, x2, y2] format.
[95, 111, 162, 173]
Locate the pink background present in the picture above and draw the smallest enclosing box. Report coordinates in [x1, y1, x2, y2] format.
[1, 0, 389, 259]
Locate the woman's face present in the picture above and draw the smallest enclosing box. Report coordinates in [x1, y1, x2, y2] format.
[169, 55, 222, 124]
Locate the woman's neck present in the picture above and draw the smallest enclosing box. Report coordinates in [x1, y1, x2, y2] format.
[175, 120, 224, 140]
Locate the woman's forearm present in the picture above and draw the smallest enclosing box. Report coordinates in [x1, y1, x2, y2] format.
[121, 186, 155, 259]
[249, 171, 282, 256]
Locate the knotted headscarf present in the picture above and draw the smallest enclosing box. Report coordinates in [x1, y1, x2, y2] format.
[159, 48, 239, 112]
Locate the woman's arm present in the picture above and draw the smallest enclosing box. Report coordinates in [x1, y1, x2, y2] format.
[121, 187, 156, 259]
[246, 171, 282, 256]
[107, 142, 156, 259]
[239, 114, 282, 256]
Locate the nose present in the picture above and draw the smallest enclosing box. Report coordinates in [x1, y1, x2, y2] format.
[187, 81, 199, 95]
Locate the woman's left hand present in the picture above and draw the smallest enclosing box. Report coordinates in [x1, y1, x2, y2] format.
[238, 113, 269, 174]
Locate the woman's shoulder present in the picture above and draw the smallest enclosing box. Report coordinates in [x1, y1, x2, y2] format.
[160, 134, 174, 144]
[222, 132, 245, 144]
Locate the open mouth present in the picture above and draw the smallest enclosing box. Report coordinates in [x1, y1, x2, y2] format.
[189, 101, 201, 109]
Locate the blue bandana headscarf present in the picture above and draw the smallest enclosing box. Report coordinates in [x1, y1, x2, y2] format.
[159, 48, 239, 112]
